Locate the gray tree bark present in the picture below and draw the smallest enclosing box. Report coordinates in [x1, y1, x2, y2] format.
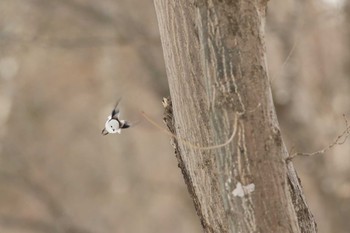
[154, 1, 317, 232]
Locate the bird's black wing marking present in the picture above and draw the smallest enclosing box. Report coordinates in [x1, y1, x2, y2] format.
[111, 98, 122, 118]
[101, 128, 108, 135]
[121, 122, 131, 129]
[116, 118, 122, 125]
[111, 109, 119, 118]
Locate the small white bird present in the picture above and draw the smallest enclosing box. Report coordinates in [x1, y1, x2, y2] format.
[102, 99, 130, 135]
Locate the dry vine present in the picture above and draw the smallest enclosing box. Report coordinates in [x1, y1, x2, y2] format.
[287, 114, 350, 161]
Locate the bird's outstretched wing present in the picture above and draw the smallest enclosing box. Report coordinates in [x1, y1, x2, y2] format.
[121, 121, 131, 129]
[101, 128, 108, 135]
[111, 98, 122, 118]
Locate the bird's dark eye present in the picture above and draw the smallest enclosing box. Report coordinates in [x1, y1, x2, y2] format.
[110, 126, 113, 128]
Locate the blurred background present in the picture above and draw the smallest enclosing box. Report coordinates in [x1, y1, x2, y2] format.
[0, 0, 349, 232]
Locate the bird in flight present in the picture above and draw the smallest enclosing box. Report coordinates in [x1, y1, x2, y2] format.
[102, 99, 131, 135]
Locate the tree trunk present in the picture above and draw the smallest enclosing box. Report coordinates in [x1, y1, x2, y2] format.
[154, 1, 317, 232]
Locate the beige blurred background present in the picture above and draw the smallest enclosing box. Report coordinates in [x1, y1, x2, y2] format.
[0, 0, 349, 232]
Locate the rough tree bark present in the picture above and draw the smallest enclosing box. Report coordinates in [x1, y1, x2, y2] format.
[154, 1, 317, 232]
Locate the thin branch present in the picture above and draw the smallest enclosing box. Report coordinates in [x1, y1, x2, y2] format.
[141, 110, 238, 150]
[288, 115, 350, 161]
[270, 37, 299, 83]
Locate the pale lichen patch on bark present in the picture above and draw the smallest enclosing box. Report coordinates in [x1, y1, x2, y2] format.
[232, 182, 256, 197]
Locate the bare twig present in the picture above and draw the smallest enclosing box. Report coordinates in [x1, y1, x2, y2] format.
[141, 110, 238, 150]
[271, 38, 299, 83]
[140, 98, 262, 150]
[288, 115, 350, 161]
